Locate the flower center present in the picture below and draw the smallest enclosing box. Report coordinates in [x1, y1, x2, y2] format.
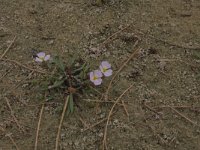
[103, 67, 107, 72]
[39, 56, 45, 61]
[93, 75, 98, 80]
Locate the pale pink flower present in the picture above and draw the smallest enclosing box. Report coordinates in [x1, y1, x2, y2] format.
[90, 70, 103, 85]
[100, 61, 112, 77]
[35, 52, 50, 62]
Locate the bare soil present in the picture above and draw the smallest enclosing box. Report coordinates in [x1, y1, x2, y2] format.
[0, 0, 200, 150]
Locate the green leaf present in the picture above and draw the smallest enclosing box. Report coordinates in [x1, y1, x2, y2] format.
[83, 64, 89, 72]
[69, 57, 76, 66]
[68, 53, 78, 66]
[66, 107, 70, 116]
[82, 64, 90, 79]
[46, 95, 54, 101]
[69, 93, 74, 113]
[66, 95, 71, 115]
[48, 80, 65, 89]
[53, 56, 65, 72]
[47, 61, 53, 69]
[72, 63, 86, 74]
[193, 51, 200, 59]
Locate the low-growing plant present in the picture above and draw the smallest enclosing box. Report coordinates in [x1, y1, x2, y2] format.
[34, 52, 113, 114]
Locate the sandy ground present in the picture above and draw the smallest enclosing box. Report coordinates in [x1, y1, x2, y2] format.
[0, 0, 200, 149]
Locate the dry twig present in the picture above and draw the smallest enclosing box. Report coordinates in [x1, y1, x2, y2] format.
[149, 34, 200, 50]
[99, 25, 131, 49]
[11, 70, 34, 90]
[153, 105, 200, 109]
[139, 106, 166, 144]
[152, 105, 199, 125]
[132, 25, 200, 50]
[34, 103, 45, 150]
[0, 126, 20, 150]
[170, 106, 198, 126]
[5, 97, 25, 133]
[121, 99, 129, 117]
[79, 116, 89, 128]
[105, 46, 140, 101]
[83, 111, 116, 132]
[143, 102, 161, 116]
[89, 86, 130, 116]
[143, 119, 166, 144]
[0, 58, 47, 74]
[82, 99, 124, 106]
[55, 95, 70, 150]
[102, 85, 133, 150]
[0, 67, 13, 82]
[1, 36, 16, 59]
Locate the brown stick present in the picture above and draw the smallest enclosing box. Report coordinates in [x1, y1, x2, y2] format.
[153, 105, 200, 109]
[170, 106, 198, 126]
[148, 34, 200, 50]
[34, 103, 45, 150]
[0, 126, 20, 150]
[143, 102, 161, 116]
[143, 118, 166, 144]
[132, 25, 200, 50]
[105, 46, 140, 101]
[138, 106, 166, 144]
[102, 85, 133, 150]
[84, 118, 108, 132]
[0, 67, 13, 82]
[89, 86, 129, 116]
[5, 97, 25, 133]
[82, 98, 124, 106]
[1, 36, 16, 59]
[83, 111, 116, 132]
[121, 99, 129, 117]
[55, 95, 70, 150]
[99, 25, 131, 49]
[0, 58, 47, 74]
[79, 116, 89, 128]
[11, 71, 34, 90]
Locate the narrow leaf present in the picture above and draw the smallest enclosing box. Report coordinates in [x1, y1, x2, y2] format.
[54, 56, 65, 72]
[69, 93, 74, 113]
[48, 80, 65, 89]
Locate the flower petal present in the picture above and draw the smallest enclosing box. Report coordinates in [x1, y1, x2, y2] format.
[93, 78, 102, 85]
[94, 70, 103, 78]
[104, 69, 113, 77]
[99, 65, 104, 73]
[101, 61, 111, 69]
[44, 55, 50, 61]
[90, 72, 94, 81]
[35, 57, 43, 62]
[37, 52, 45, 58]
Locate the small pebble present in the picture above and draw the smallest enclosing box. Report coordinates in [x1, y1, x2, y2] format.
[48, 40, 54, 45]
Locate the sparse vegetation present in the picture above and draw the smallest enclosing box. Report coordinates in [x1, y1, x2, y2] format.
[0, 0, 200, 150]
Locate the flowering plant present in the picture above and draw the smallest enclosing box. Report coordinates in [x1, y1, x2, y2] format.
[36, 52, 89, 114]
[35, 52, 50, 62]
[89, 61, 113, 86]
[35, 52, 112, 113]
[100, 61, 113, 77]
[90, 70, 103, 85]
